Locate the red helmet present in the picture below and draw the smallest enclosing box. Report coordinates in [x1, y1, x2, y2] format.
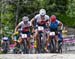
[50, 15, 56, 22]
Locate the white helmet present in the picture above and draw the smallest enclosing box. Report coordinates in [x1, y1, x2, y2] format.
[39, 9, 46, 16]
[22, 16, 29, 22]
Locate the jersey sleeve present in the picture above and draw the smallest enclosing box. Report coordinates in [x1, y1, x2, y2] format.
[18, 21, 23, 27]
[45, 15, 50, 21]
[56, 20, 61, 24]
[56, 19, 63, 25]
[34, 14, 39, 19]
[28, 21, 32, 26]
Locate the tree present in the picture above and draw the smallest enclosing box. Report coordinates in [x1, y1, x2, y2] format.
[1, 0, 75, 37]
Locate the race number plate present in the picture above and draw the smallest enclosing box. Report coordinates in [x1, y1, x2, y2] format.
[38, 26, 44, 31]
[22, 34, 27, 38]
[50, 32, 55, 36]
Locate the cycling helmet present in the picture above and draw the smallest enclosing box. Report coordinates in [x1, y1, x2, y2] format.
[50, 15, 56, 22]
[22, 16, 29, 22]
[39, 9, 46, 16]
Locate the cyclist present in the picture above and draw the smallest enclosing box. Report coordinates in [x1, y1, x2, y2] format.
[1, 35, 9, 52]
[1, 36, 9, 44]
[15, 16, 31, 50]
[46, 15, 63, 52]
[30, 9, 49, 52]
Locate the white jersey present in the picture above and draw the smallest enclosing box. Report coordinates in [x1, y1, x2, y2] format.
[18, 21, 31, 29]
[2, 37, 9, 40]
[34, 14, 49, 22]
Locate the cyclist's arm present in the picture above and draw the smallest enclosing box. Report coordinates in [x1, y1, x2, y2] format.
[30, 18, 35, 28]
[45, 15, 50, 27]
[15, 25, 19, 32]
[47, 21, 51, 30]
[30, 18, 35, 33]
[15, 22, 22, 32]
[59, 22, 63, 30]
[57, 20, 63, 30]
[31, 14, 39, 27]
[31, 15, 38, 33]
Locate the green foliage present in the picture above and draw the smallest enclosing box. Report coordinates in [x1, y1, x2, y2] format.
[0, 0, 75, 37]
[57, 15, 75, 28]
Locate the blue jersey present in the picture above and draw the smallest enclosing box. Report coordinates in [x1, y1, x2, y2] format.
[50, 21, 59, 30]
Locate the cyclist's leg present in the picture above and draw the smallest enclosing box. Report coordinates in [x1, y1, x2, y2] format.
[27, 32, 31, 49]
[58, 32, 63, 46]
[1, 40, 4, 47]
[33, 30, 39, 52]
[34, 30, 39, 47]
[55, 35, 58, 50]
[34, 30, 39, 40]
[58, 32, 63, 41]
[18, 37, 22, 45]
[45, 33, 51, 52]
[13, 36, 18, 47]
[1, 40, 5, 49]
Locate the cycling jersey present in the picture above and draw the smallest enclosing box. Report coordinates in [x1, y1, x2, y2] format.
[18, 21, 31, 32]
[34, 14, 49, 28]
[49, 20, 62, 31]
